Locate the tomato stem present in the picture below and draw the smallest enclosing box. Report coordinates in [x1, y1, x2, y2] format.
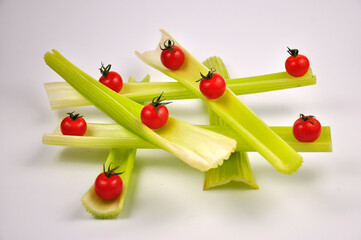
[287, 47, 299, 57]
[67, 111, 83, 121]
[103, 163, 124, 178]
[159, 39, 177, 53]
[99, 62, 112, 77]
[196, 68, 216, 82]
[151, 91, 171, 119]
[300, 113, 315, 124]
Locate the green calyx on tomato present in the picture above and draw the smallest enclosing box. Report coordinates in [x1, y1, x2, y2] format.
[196, 68, 216, 82]
[67, 111, 83, 121]
[299, 113, 315, 124]
[99, 62, 112, 77]
[160, 39, 177, 53]
[287, 47, 299, 57]
[103, 163, 124, 178]
[151, 92, 172, 119]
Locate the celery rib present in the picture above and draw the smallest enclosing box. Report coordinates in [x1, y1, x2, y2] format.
[135, 29, 303, 174]
[44, 50, 237, 172]
[42, 123, 333, 152]
[81, 76, 147, 219]
[81, 148, 136, 219]
[44, 70, 315, 110]
[203, 56, 258, 190]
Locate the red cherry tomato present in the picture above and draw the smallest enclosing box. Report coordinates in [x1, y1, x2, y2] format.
[285, 47, 310, 77]
[141, 92, 171, 129]
[94, 164, 123, 201]
[60, 112, 87, 136]
[99, 63, 123, 92]
[160, 39, 185, 70]
[293, 114, 321, 142]
[197, 70, 226, 99]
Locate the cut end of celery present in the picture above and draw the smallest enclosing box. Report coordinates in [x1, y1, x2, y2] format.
[81, 148, 136, 219]
[45, 50, 238, 172]
[204, 152, 259, 190]
[81, 186, 123, 219]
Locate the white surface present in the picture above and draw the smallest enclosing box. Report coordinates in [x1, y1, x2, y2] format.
[1, 0, 360, 239]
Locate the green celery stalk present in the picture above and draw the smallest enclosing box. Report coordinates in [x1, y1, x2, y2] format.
[44, 69, 316, 110]
[204, 152, 259, 190]
[203, 56, 258, 190]
[44, 50, 237, 172]
[135, 29, 303, 174]
[43, 123, 333, 152]
[81, 148, 136, 218]
[81, 76, 147, 219]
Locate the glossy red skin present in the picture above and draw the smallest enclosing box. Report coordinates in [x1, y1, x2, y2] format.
[160, 45, 185, 70]
[60, 116, 87, 136]
[99, 71, 123, 92]
[199, 73, 226, 99]
[141, 103, 169, 129]
[94, 172, 123, 201]
[293, 117, 321, 142]
[285, 54, 310, 77]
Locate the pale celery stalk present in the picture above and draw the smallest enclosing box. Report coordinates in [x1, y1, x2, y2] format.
[44, 69, 316, 110]
[204, 152, 259, 190]
[203, 56, 258, 190]
[81, 76, 147, 219]
[135, 29, 303, 174]
[81, 148, 136, 218]
[44, 50, 236, 172]
[43, 123, 333, 152]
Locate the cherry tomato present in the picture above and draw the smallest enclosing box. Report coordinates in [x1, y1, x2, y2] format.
[285, 47, 310, 77]
[94, 164, 124, 201]
[141, 92, 171, 129]
[99, 63, 123, 92]
[60, 111, 87, 136]
[197, 69, 226, 99]
[293, 114, 321, 142]
[160, 39, 185, 70]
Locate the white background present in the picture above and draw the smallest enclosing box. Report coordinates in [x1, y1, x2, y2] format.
[1, 0, 360, 239]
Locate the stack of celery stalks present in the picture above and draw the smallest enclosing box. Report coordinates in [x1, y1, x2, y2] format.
[43, 30, 332, 218]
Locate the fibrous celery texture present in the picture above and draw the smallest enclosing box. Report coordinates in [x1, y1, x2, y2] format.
[135, 29, 303, 174]
[81, 76, 147, 219]
[43, 123, 333, 152]
[203, 56, 258, 190]
[81, 148, 136, 218]
[44, 70, 316, 110]
[44, 50, 236, 172]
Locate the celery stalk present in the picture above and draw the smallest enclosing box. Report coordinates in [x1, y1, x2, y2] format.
[203, 56, 258, 190]
[204, 152, 259, 190]
[44, 69, 316, 110]
[135, 29, 303, 174]
[43, 123, 333, 152]
[81, 148, 136, 218]
[44, 50, 236, 172]
[81, 76, 147, 219]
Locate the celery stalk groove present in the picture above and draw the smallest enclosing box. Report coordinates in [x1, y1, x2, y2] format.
[203, 56, 258, 190]
[135, 29, 303, 174]
[44, 70, 316, 110]
[43, 123, 333, 152]
[44, 50, 236, 172]
[81, 148, 136, 218]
